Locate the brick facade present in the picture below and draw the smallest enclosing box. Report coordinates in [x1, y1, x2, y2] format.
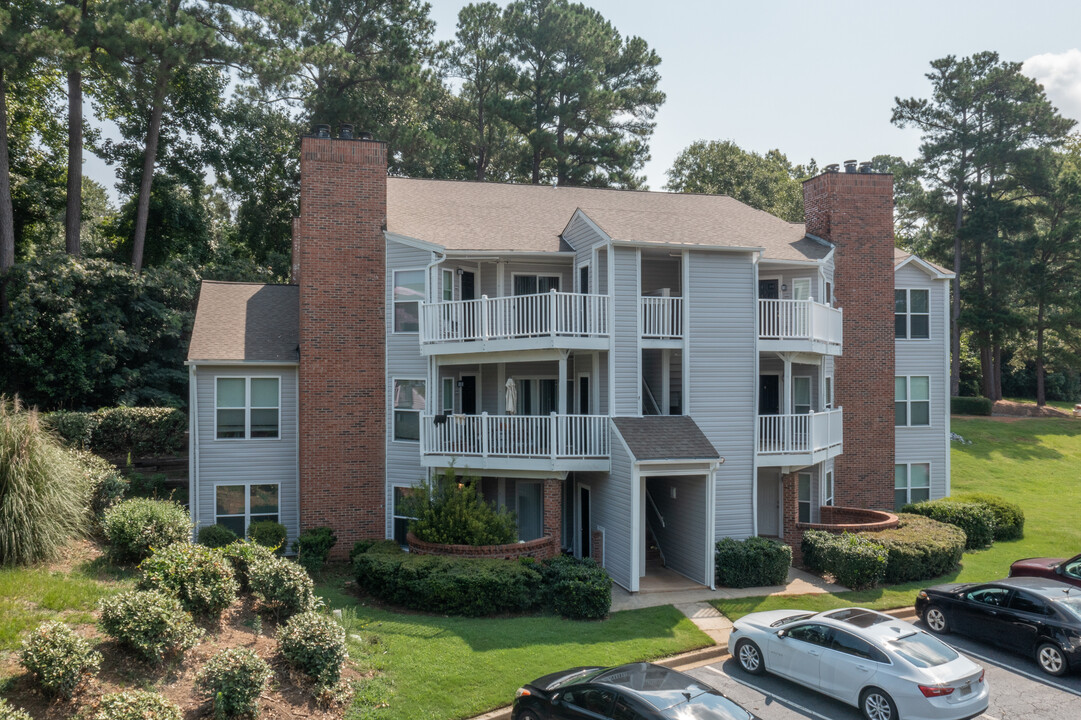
[296, 136, 388, 557]
[781, 471, 802, 564]
[407, 532, 558, 560]
[803, 171, 896, 511]
[543, 477, 562, 548]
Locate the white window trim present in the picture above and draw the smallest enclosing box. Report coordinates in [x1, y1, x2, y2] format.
[824, 376, 833, 409]
[512, 375, 559, 415]
[391, 485, 419, 545]
[510, 272, 562, 296]
[392, 267, 425, 334]
[441, 376, 454, 414]
[895, 462, 932, 508]
[213, 481, 281, 535]
[793, 375, 812, 414]
[823, 470, 834, 507]
[213, 375, 282, 441]
[391, 377, 426, 444]
[895, 288, 930, 341]
[895, 375, 931, 427]
[575, 371, 592, 414]
[441, 268, 454, 302]
[575, 261, 591, 294]
[792, 277, 812, 301]
[797, 472, 812, 524]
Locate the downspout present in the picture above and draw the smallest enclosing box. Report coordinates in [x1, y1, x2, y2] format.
[189, 365, 199, 535]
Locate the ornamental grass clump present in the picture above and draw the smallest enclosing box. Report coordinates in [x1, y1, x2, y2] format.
[276, 611, 348, 689]
[19, 621, 101, 698]
[92, 690, 182, 720]
[138, 542, 238, 617]
[103, 497, 192, 564]
[0, 397, 91, 565]
[196, 648, 273, 719]
[402, 467, 517, 546]
[99, 590, 202, 663]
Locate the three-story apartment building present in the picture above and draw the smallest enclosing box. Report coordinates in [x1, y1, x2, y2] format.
[186, 133, 952, 592]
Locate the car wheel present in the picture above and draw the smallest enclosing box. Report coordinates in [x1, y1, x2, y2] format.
[735, 639, 765, 675]
[860, 687, 897, 720]
[923, 605, 950, 634]
[1036, 642, 1068, 676]
[515, 710, 540, 720]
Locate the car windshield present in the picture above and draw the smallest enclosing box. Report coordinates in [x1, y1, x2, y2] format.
[1055, 597, 1081, 622]
[550, 668, 608, 689]
[769, 613, 815, 628]
[887, 631, 959, 668]
[663, 692, 753, 720]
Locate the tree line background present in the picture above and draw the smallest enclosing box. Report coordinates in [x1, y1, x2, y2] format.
[0, 0, 1077, 411]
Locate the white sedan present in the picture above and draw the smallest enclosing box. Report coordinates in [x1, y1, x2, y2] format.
[728, 607, 988, 720]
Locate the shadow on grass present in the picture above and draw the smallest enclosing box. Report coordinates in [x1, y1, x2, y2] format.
[77, 555, 139, 583]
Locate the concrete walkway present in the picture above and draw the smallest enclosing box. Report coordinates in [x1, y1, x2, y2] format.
[611, 567, 848, 612]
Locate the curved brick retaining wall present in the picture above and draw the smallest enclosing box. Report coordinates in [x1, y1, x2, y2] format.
[406, 532, 558, 560]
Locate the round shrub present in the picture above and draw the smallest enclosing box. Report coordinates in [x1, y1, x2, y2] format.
[858, 514, 966, 584]
[19, 621, 101, 698]
[73, 449, 127, 523]
[196, 647, 273, 719]
[715, 536, 792, 588]
[102, 498, 192, 564]
[221, 540, 276, 591]
[93, 690, 182, 720]
[900, 499, 996, 549]
[249, 555, 316, 618]
[540, 556, 612, 620]
[198, 523, 239, 548]
[99, 590, 202, 663]
[293, 526, 338, 572]
[276, 611, 347, 688]
[0, 397, 92, 565]
[801, 530, 887, 590]
[138, 542, 238, 617]
[247, 520, 288, 552]
[950, 396, 993, 416]
[403, 468, 517, 545]
[944, 493, 1024, 541]
[0, 699, 32, 720]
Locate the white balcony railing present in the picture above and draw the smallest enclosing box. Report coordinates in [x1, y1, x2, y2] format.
[640, 296, 683, 339]
[758, 299, 843, 346]
[421, 413, 610, 460]
[757, 408, 843, 456]
[420, 291, 610, 345]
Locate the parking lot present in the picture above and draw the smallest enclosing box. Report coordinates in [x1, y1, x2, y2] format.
[685, 625, 1081, 720]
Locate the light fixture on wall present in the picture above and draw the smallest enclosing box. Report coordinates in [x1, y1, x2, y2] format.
[456, 268, 464, 276]
[781, 283, 788, 292]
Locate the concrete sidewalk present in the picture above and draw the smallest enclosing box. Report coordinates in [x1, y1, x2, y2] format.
[611, 567, 848, 612]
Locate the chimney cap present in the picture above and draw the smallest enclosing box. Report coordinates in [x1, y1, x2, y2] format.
[314, 123, 331, 138]
[339, 123, 354, 139]
[858, 161, 874, 173]
[825, 163, 840, 173]
[358, 130, 374, 141]
[843, 159, 858, 173]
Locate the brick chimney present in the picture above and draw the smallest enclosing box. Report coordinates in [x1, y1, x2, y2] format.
[803, 167, 895, 511]
[295, 129, 388, 556]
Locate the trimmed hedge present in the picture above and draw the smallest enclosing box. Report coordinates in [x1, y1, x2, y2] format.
[352, 545, 612, 619]
[247, 520, 288, 552]
[901, 499, 995, 549]
[99, 590, 202, 663]
[858, 514, 965, 584]
[943, 493, 1024, 541]
[221, 540, 277, 591]
[197, 523, 239, 548]
[951, 396, 993, 416]
[102, 498, 192, 564]
[248, 555, 317, 618]
[19, 621, 101, 698]
[715, 536, 791, 588]
[276, 611, 348, 689]
[802, 531, 888, 590]
[138, 542, 238, 617]
[196, 648, 273, 719]
[44, 407, 187, 456]
[293, 526, 337, 573]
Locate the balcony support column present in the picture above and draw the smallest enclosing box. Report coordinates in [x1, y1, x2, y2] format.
[558, 351, 568, 416]
[661, 349, 670, 416]
[543, 477, 562, 558]
[781, 352, 793, 450]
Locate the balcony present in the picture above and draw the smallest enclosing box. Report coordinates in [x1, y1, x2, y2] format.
[640, 296, 683, 344]
[757, 408, 843, 467]
[419, 292, 610, 356]
[758, 299, 843, 355]
[420, 413, 610, 472]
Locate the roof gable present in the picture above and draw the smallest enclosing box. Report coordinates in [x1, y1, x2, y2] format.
[611, 416, 720, 461]
[187, 281, 299, 363]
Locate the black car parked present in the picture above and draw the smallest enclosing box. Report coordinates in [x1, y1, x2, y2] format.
[511, 662, 757, 720]
[915, 576, 1081, 676]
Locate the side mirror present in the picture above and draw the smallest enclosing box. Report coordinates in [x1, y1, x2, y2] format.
[1055, 565, 1064, 575]
[776, 629, 787, 638]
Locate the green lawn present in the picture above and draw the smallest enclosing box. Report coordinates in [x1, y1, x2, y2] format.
[712, 416, 1081, 621]
[313, 581, 711, 720]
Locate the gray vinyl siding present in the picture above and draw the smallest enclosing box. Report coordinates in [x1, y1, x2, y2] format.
[640, 256, 682, 296]
[596, 248, 609, 294]
[597, 352, 610, 414]
[595, 429, 635, 590]
[193, 366, 299, 546]
[611, 247, 640, 415]
[646, 475, 708, 585]
[564, 214, 608, 295]
[894, 263, 950, 501]
[686, 250, 757, 540]
[387, 239, 434, 535]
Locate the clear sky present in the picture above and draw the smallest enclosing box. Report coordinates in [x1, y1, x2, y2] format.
[85, 0, 1081, 197]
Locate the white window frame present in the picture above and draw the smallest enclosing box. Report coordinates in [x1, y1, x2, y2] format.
[895, 288, 930, 340]
[798, 472, 812, 524]
[895, 462, 931, 509]
[824, 376, 833, 409]
[214, 482, 281, 536]
[391, 485, 419, 546]
[513, 375, 559, 416]
[576, 261, 591, 294]
[441, 268, 454, 302]
[214, 376, 282, 441]
[793, 375, 812, 414]
[393, 267, 425, 334]
[511, 272, 561, 296]
[895, 375, 931, 427]
[392, 377, 426, 443]
[823, 470, 834, 507]
[792, 277, 812, 301]
[441, 376, 454, 414]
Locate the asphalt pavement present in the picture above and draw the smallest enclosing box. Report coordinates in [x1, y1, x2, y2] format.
[685, 622, 1081, 720]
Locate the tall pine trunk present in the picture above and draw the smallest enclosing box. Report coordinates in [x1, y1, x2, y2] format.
[131, 65, 170, 272]
[1035, 303, 1046, 406]
[0, 69, 15, 312]
[950, 186, 964, 397]
[65, 66, 82, 256]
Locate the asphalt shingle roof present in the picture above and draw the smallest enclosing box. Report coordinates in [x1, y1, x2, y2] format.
[187, 281, 299, 363]
[612, 416, 720, 461]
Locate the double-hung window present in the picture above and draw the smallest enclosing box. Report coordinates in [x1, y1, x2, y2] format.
[895, 463, 930, 509]
[393, 379, 426, 441]
[895, 289, 929, 339]
[215, 483, 280, 537]
[393, 269, 425, 333]
[895, 376, 930, 426]
[215, 377, 280, 439]
[798, 472, 811, 523]
[392, 487, 418, 545]
[792, 277, 811, 301]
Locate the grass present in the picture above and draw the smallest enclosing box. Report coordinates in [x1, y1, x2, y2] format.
[712, 416, 1081, 621]
[314, 579, 711, 720]
[1003, 396, 1076, 412]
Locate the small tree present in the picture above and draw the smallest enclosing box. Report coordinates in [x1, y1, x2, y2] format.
[403, 467, 517, 545]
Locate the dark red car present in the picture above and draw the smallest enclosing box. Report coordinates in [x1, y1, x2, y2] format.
[1009, 553, 1081, 589]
